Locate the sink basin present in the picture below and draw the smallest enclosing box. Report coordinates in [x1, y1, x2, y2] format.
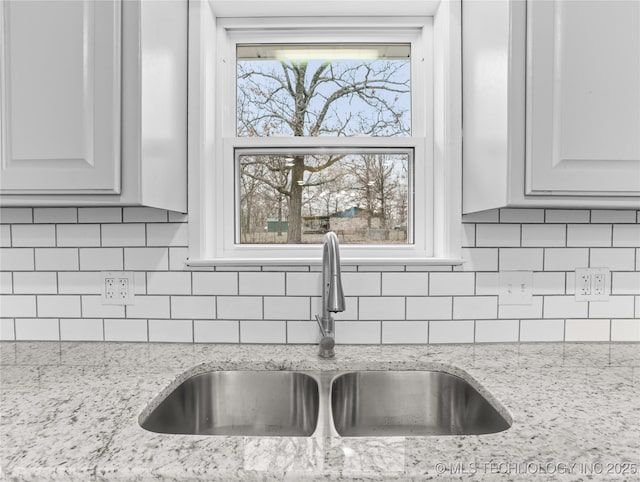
[331, 371, 510, 437]
[141, 371, 319, 436]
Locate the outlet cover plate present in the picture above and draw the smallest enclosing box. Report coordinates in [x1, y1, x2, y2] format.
[575, 268, 610, 302]
[499, 271, 533, 305]
[101, 271, 135, 305]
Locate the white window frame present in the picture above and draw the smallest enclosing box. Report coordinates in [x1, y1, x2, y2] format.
[187, 0, 462, 266]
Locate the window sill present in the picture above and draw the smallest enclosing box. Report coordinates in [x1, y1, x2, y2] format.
[186, 257, 465, 268]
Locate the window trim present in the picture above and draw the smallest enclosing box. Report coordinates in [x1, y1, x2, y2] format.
[187, 0, 462, 266]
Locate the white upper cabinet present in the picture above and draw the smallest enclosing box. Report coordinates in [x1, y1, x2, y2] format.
[1, 1, 121, 194]
[0, 1, 187, 211]
[463, 0, 640, 212]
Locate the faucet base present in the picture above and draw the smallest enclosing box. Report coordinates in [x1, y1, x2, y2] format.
[318, 336, 335, 359]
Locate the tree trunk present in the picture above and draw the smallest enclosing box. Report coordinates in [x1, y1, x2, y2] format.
[287, 156, 305, 243]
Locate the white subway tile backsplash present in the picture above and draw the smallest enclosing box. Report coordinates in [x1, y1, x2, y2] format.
[521, 224, 566, 247]
[124, 248, 169, 271]
[453, 296, 497, 320]
[591, 210, 637, 224]
[589, 296, 635, 319]
[240, 320, 286, 343]
[0, 225, 10, 247]
[263, 296, 309, 320]
[612, 272, 640, 295]
[33, 208, 77, 224]
[406, 296, 452, 320]
[462, 209, 499, 223]
[382, 273, 428, 296]
[429, 320, 474, 344]
[382, 321, 428, 344]
[532, 272, 566, 295]
[461, 224, 475, 247]
[335, 321, 381, 344]
[499, 248, 543, 271]
[169, 247, 189, 271]
[544, 248, 589, 271]
[611, 319, 640, 342]
[79, 248, 122, 271]
[101, 224, 146, 247]
[60, 318, 103, 341]
[123, 207, 168, 223]
[430, 273, 475, 296]
[56, 224, 101, 247]
[545, 209, 590, 223]
[168, 211, 188, 223]
[1, 248, 34, 270]
[149, 319, 193, 342]
[13, 272, 57, 294]
[0, 318, 15, 340]
[1, 208, 32, 224]
[358, 297, 405, 320]
[0, 272, 12, 294]
[565, 319, 610, 342]
[286, 321, 318, 343]
[217, 296, 262, 320]
[520, 319, 565, 342]
[192, 272, 238, 295]
[58, 272, 100, 294]
[37, 295, 80, 318]
[239, 272, 285, 296]
[590, 248, 636, 270]
[171, 296, 216, 319]
[126, 296, 170, 319]
[341, 272, 381, 296]
[475, 272, 499, 295]
[0, 295, 37, 317]
[104, 319, 148, 342]
[286, 272, 322, 296]
[567, 224, 612, 247]
[476, 224, 520, 247]
[498, 296, 543, 319]
[35, 248, 77, 271]
[78, 207, 122, 223]
[499, 209, 545, 223]
[544, 296, 588, 318]
[459, 248, 498, 271]
[612, 225, 640, 247]
[147, 272, 191, 295]
[194, 320, 239, 343]
[146, 223, 188, 247]
[12, 225, 56, 247]
[15, 318, 59, 340]
[81, 296, 125, 318]
[2, 206, 639, 344]
[475, 319, 519, 342]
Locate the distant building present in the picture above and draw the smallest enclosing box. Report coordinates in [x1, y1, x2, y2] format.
[266, 218, 287, 233]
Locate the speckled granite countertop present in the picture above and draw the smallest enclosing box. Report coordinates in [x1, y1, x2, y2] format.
[1, 342, 639, 481]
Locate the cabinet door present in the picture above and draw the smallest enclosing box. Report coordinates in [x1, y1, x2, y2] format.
[527, 0, 640, 195]
[0, 1, 121, 194]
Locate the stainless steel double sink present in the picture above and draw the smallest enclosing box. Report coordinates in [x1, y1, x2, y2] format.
[140, 370, 511, 437]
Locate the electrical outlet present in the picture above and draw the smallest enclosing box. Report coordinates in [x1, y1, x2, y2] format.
[575, 268, 610, 302]
[101, 272, 135, 305]
[499, 271, 533, 305]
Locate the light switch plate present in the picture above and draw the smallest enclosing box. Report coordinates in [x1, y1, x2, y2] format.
[499, 271, 533, 305]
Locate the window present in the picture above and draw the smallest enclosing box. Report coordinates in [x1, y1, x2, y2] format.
[188, 2, 462, 265]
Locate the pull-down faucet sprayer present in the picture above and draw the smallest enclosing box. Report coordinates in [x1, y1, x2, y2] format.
[316, 231, 345, 358]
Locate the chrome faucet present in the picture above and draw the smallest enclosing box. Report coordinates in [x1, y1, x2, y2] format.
[315, 231, 345, 358]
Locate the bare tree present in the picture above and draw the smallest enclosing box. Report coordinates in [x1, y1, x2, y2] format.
[237, 56, 409, 243]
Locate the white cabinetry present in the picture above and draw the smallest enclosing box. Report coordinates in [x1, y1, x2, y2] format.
[0, 1, 187, 211]
[463, 0, 640, 213]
